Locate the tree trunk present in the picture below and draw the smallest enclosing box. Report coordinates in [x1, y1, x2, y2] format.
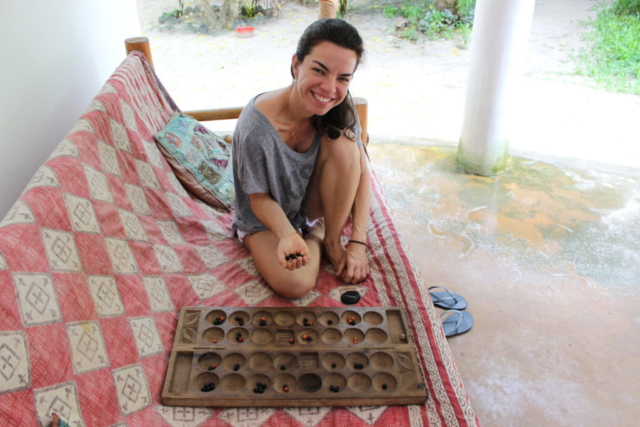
[221, 0, 240, 30]
[435, 0, 457, 10]
[195, 0, 220, 29]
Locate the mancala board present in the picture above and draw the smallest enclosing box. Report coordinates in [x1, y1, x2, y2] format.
[162, 306, 428, 407]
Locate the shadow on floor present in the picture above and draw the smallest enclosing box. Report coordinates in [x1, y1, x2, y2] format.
[367, 143, 640, 426]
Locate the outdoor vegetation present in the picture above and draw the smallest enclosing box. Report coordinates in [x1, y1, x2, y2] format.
[155, 0, 476, 43]
[153, 0, 639, 95]
[382, 0, 474, 43]
[579, 0, 640, 94]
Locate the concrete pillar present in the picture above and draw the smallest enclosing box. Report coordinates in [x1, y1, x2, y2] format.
[457, 0, 536, 176]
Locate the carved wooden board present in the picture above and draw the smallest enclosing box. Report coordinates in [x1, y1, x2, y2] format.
[162, 307, 428, 407]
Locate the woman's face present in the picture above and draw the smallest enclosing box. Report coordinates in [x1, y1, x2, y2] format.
[292, 41, 358, 117]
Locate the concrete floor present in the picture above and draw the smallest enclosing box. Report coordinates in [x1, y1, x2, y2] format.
[367, 142, 640, 426]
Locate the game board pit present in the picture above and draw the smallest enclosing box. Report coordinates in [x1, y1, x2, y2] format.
[321, 328, 342, 344]
[274, 373, 296, 393]
[205, 310, 226, 325]
[220, 373, 245, 392]
[197, 352, 222, 370]
[342, 310, 361, 325]
[274, 311, 295, 326]
[297, 373, 322, 392]
[348, 372, 371, 392]
[363, 311, 383, 325]
[365, 328, 388, 344]
[370, 352, 394, 370]
[195, 372, 219, 391]
[229, 311, 250, 326]
[319, 311, 340, 326]
[251, 328, 273, 344]
[273, 352, 298, 370]
[344, 328, 365, 344]
[322, 352, 346, 370]
[248, 352, 272, 371]
[346, 352, 369, 370]
[222, 353, 246, 371]
[373, 372, 397, 392]
[202, 327, 224, 343]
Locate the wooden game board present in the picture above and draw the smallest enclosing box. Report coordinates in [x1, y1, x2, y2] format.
[162, 307, 428, 407]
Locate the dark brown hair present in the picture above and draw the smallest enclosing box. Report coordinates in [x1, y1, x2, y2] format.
[293, 19, 364, 140]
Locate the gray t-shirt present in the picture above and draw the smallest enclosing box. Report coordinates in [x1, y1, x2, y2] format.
[232, 96, 321, 236]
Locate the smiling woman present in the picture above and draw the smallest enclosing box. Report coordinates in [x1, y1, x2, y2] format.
[231, 18, 371, 299]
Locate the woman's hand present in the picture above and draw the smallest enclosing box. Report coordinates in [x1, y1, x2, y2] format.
[277, 232, 311, 270]
[338, 242, 370, 284]
[324, 238, 346, 275]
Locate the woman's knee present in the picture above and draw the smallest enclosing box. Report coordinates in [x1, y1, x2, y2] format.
[271, 275, 316, 299]
[322, 136, 361, 172]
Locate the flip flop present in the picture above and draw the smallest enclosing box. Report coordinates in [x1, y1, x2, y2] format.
[440, 310, 474, 338]
[428, 286, 468, 310]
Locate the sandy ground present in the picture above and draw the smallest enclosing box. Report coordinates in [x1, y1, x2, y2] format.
[134, 0, 640, 169]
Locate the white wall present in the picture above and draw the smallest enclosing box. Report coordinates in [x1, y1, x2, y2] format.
[0, 0, 141, 218]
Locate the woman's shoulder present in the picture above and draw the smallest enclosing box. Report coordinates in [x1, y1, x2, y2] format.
[253, 88, 287, 119]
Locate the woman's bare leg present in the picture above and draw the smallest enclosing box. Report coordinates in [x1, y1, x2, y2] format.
[244, 227, 324, 299]
[307, 134, 362, 271]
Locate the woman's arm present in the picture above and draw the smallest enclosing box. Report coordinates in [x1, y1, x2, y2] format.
[339, 143, 371, 283]
[248, 193, 311, 270]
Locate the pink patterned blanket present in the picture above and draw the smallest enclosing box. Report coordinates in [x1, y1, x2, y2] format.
[0, 52, 478, 427]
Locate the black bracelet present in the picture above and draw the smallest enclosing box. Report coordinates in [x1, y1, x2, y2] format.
[348, 239, 368, 247]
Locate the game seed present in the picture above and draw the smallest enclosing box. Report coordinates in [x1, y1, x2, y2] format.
[289, 338, 295, 344]
[353, 338, 358, 344]
[327, 320, 333, 325]
[280, 365, 286, 370]
[238, 337, 244, 343]
[283, 386, 289, 392]
[331, 363, 337, 368]
[382, 384, 388, 390]
[233, 364, 240, 371]
[301, 334, 308, 340]
[212, 339, 217, 343]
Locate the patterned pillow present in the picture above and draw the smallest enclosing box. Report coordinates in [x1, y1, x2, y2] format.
[155, 113, 235, 209]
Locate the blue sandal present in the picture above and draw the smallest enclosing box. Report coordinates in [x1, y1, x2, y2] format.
[440, 310, 474, 338]
[428, 286, 468, 310]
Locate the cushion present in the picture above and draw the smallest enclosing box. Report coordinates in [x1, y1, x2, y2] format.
[155, 113, 235, 209]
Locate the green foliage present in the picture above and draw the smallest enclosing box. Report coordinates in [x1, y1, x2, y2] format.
[418, 6, 458, 40]
[400, 27, 420, 42]
[579, 0, 640, 94]
[242, 2, 258, 18]
[456, 0, 476, 18]
[611, 0, 640, 15]
[456, 22, 472, 47]
[384, 1, 474, 42]
[401, 4, 425, 26]
[383, 6, 398, 19]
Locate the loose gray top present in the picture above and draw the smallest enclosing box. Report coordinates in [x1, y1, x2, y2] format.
[232, 96, 321, 236]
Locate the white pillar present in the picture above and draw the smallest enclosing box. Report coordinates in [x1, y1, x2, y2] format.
[457, 0, 536, 176]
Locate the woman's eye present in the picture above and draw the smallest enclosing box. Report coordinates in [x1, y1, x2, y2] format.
[312, 68, 323, 74]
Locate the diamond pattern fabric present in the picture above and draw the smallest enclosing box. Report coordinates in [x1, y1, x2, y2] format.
[0, 52, 477, 426]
